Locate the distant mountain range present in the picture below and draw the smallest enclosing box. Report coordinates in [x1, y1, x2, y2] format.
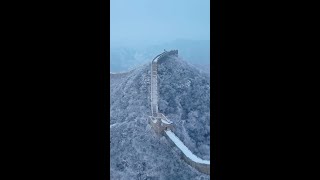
[110, 39, 210, 74]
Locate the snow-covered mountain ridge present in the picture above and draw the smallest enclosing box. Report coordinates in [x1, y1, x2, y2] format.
[110, 54, 210, 179]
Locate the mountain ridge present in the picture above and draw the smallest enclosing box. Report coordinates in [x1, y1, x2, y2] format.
[110, 55, 210, 179]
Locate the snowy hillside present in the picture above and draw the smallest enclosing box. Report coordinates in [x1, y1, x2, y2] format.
[110, 55, 210, 179]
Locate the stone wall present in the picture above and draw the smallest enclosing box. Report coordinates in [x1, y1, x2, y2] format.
[148, 116, 173, 136]
[149, 49, 210, 175]
[153, 50, 178, 62]
[164, 131, 210, 175]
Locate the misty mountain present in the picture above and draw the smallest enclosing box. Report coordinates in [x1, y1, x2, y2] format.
[110, 55, 210, 179]
[110, 39, 210, 74]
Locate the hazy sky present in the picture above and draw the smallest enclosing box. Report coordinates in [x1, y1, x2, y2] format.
[111, 0, 210, 47]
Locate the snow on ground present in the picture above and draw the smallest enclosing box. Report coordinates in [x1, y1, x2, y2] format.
[161, 119, 172, 124]
[165, 130, 210, 165]
[110, 123, 119, 128]
[110, 54, 210, 179]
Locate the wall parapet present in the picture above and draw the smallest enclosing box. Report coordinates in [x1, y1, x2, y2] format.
[164, 130, 210, 175]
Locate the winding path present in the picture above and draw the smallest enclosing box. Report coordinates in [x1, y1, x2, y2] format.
[149, 50, 210, 175]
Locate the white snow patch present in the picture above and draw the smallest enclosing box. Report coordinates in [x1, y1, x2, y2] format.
[161, 119, 172, 124]
[165, 130, 210, 165]
[110, 123, 119, 128]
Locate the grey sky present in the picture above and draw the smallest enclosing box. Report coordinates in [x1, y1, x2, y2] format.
[111, 0, 210, 47]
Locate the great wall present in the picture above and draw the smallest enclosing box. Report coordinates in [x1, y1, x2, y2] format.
[148, 50, 210, 175]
